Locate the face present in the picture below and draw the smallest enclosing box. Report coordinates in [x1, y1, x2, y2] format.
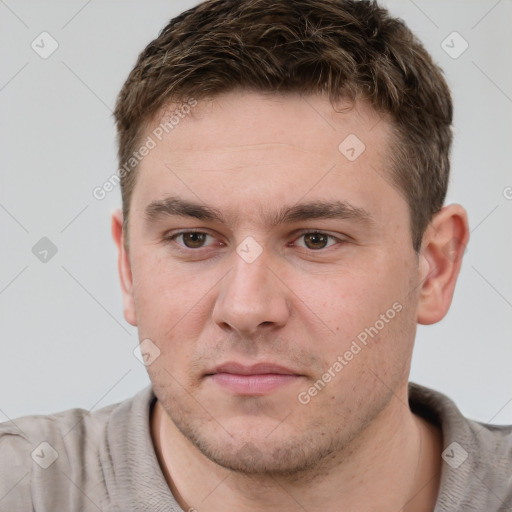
[121, 92, 424, 475]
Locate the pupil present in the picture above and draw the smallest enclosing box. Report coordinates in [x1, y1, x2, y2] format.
[305, 233, 327, 249]
[184, 233, 206, 248]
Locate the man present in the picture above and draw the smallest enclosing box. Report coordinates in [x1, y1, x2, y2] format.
[1, 0, 511, 510]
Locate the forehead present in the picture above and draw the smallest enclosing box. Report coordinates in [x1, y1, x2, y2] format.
[150, 91, 387, 154]
[131, 92, 403, 225]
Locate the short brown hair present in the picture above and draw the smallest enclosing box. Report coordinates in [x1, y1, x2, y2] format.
[114, 0, 452, 252]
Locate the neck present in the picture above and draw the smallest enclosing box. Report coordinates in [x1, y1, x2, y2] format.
[150, 386, 443, 512]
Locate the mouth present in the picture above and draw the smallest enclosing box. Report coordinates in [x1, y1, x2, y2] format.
[204, 362, 304, 395]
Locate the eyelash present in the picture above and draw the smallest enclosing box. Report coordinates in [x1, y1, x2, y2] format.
[163, 230, 344, 252]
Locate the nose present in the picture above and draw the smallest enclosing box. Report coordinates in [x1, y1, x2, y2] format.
[212, 249, 290, 336]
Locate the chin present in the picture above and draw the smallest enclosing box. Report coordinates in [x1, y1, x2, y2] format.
[177, 418, 339, 477]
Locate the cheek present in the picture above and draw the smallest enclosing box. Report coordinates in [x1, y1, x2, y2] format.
[297, 263, 399, 332]
[131, 249, 206, 318]
[129, 252, 212, 360]
[293, 255, 416, 368]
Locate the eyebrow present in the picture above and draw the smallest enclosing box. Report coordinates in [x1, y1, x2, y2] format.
[144, 195, 375, 228]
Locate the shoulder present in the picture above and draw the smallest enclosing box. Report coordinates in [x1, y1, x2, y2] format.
[409, 382, 512, 510]
[0, 399, 119, 459]
[0, 420, 33, 510]
[0, 397, 126, 511]
[447, 417, 512, 509]
[466, 417, 512, 483]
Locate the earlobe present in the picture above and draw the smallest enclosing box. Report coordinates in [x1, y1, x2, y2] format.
[111, 209, 138, 326]
[416, 204, 469, 325]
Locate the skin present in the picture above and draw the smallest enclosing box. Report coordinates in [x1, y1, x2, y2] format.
[112, 91, 469, 512]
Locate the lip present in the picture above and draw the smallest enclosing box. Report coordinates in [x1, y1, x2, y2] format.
[205, 362, 303, 395]
[206, 362, 300, 376]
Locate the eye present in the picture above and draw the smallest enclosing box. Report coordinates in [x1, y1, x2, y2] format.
[164, 230, 343, 252]
[293, 231, 341, 250]
[167, 231, 216, 249]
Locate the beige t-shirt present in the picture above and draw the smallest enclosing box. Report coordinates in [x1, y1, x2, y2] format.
[1, 382, 511, 511]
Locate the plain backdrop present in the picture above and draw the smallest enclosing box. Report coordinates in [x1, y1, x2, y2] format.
[1, 0, 511, 424]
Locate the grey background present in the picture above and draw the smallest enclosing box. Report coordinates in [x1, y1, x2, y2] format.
[0, 0, 511, 424]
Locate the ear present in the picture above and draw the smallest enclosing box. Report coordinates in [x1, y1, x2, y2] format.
[111, 209, 137, 326]
[417, 204, 469, 325]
